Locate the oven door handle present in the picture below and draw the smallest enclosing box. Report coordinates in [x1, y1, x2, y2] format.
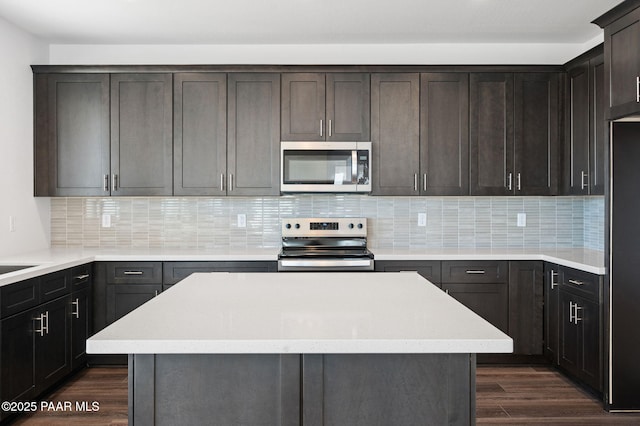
[278, 259, 374, 271]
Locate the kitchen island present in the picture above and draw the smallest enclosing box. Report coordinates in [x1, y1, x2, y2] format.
[87, 272, 511, 426]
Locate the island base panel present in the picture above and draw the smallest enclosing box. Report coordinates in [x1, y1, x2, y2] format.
[129, 353, 475, 426]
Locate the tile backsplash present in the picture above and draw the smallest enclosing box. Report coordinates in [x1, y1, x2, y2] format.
[50, 195, 605, 251]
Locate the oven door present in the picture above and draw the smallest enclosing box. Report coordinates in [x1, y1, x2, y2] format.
[280, 141, 371, 193]
[277, 257, 374, 272]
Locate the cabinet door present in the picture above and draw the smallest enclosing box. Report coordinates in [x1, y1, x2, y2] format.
[508, 261, 543, 355]
[281, 73, 325, 141]
[591, 55, 607, 195]
[228, 73, 280, 196]
[34, 73, 110, 196]
[420, 73, 469, 195]
[106, 284, 161, 325]
[558, 290, 580, 376]
[544, 264, 560, 363]
[578, 297, 601, 391]
[111, 73, 173, 196]
[514, 73, 559, 195]
[565, 64, 590, 195]
[441, 283, 508, 333]
[71, 288, 91, 371]
[35, 296, 71, 394]
[604, 7, 640, 119]
[370, 73, 420, 195]
[0, 309, 36, 404]
[326, 73, 370, 141]
[174, 73, 227, 196]
[470, 73, 514, 195]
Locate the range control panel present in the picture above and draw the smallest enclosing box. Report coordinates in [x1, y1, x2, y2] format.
[281, 217, 367, 237]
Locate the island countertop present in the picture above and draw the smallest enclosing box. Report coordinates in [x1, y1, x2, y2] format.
[86, 271, 513, 355]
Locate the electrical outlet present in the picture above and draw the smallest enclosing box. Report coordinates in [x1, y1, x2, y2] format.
[237, 214, 246, 228]
[418, 213, 427, 227]
[517, 213, 526, 227]
[101, 213, 111, 228]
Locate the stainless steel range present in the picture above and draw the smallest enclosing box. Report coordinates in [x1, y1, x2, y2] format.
[277, 217, 374, 272]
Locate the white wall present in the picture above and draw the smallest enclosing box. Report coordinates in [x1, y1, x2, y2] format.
[49, 37, 604, 65]
[0, 17, 49, 257]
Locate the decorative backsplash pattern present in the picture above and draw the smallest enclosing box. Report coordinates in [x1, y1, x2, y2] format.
[50, 195, 605, 251]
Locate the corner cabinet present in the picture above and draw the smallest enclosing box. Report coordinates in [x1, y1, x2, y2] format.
[281, 73, 370, 141]
[594, 2, 640, 119]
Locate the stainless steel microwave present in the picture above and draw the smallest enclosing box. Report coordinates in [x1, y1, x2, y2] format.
[280, 141, 371, 193]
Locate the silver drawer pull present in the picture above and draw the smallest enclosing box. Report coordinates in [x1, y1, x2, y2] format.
[124, 271, 144, 275]
[466, 270, 486, 274]
[568, 279, 584, 286]
[74, 274, 90, 280]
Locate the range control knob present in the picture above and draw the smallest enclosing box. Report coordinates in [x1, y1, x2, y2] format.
[295, 223, 301, 229]
[285, 223, 292, 229]
[348, 223, 355, 229]
[357, 223, 364, 229]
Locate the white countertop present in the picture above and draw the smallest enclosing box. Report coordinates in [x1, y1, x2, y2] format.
[0, 246, 605, 287]
[86, 272, 513, 355]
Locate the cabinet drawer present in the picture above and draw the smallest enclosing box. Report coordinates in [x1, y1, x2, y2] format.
[163, 261, 276, 285]
[560, 267, 601, 300]
[0, 278, 39, 318]
[441, 261, 508, 283]
[106, 262, 162, 284]
[374, 261, 441, 285]
[40, 270, 71, 303]
[70, 264, 92, 290]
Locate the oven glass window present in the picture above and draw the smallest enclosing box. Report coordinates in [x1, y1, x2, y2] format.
[283, 150, 354, 185]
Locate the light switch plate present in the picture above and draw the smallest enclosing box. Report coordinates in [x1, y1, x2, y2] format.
[517, 213, 526, 227]
[237, 214, 246, 228]
[418, 213, 427, 227]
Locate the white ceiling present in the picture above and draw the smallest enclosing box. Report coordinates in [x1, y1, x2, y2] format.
[0, 0, 624, 45]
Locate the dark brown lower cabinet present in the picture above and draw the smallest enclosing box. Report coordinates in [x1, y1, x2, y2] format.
[544, 263, 561, 363]
[442, 282, 509, 334]
[373, 260, 441, 286]
[71, 287, 91, 371]
[508, 261, 543, 355]
[558, 289, 601, 391]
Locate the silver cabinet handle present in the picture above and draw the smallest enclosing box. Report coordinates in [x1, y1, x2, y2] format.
[445, 289, 450, 295]
[580, 171, 588, 191]
[154, 290, 159, 297]
[329, 119, 332, 137]
[74, 274, 90, 281]
[34, 313, 45, 337]
[72, 299, 80, 319]
[220, 173, 225, 191]
[574, 304, 582, 324]
[517, 173, 522, 191]
[423, 173, 427, 191]
[414, 173, 418, 192]
[550, 270, 558, 289]
[103, 174, 109, 192]
[42, 311, 49, 335]
[320, 119, 323, 137]
[507, 172, 513, 191]
[637, 76, 639, 103]
[124, 271, 143, 275]
[229, 174, 234, 191]
[569, 301, 575, 323]
[569, 279, 584, 286]
[466, 270, 486, 274]
[112, 174, 118, 191]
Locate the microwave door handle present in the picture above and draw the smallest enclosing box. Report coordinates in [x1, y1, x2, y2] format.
[352, 150, 358, 184]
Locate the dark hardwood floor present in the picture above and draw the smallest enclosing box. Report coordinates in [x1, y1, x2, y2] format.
[8, 365, 640, 425]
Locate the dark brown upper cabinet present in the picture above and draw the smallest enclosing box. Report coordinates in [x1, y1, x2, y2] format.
[227, 73, 280, 196]
[563, 47, 605, 196]
[281, 73, 370, 141]
[370, 73, 420, 195]
[111, 73, 173, 196]
[470, 73, 559, 196]
[594, 2, 640, 120]
[34, 73, 110, 196]
[173, 73, 227, 196]
[420, 73, 470, 196]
